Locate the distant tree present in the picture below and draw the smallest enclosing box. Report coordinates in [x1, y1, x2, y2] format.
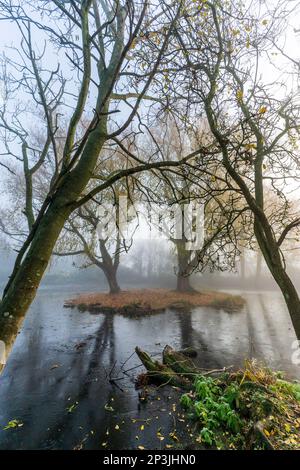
[135, 118, 248, 292]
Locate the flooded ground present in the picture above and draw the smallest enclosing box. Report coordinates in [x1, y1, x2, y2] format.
[0, 287, 299, 450]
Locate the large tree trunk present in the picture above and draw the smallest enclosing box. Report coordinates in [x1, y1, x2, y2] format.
[0, 201, 72, 356]
[0, 126, 107, 360]
[256, 250, 262, 279]
[269, 265, 300, 340]
[176, 273, 194, 292]
[105, 267, 121, 295]
[255, 222, 300, 340]
[175, 239, 195, 293]
[98, 238, 121, 295]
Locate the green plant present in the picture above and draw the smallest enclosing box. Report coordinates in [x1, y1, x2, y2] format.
[180, 361, 300, 450]
[181, 374, 242, 447]
[199, 427, 214, 445]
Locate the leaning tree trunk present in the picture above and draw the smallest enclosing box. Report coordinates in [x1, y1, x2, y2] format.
[255, 222, 300, 340]
[269, 265, 300, 340]
[0, 126, 107, 360]
[0, 200, 73, 356]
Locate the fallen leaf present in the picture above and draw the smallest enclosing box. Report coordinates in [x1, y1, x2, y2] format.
[3, 419, 24, 430]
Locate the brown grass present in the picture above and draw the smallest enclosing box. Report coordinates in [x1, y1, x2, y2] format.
[65, 288, 245, 314]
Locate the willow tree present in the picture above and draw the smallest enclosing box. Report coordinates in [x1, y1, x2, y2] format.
[0, 0, 197, 359]
[169, 0, 300, 338]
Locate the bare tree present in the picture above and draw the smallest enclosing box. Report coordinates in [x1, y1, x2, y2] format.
[0, 0, 208, 359]
[133, 118, 248, 292]
[58, 204, 124, 294]
[168, 0, 300, 338]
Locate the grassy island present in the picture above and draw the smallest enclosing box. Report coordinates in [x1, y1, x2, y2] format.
[65, 288, 245, 315]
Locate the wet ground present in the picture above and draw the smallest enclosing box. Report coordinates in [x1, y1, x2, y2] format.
[0, 287, 299, 450]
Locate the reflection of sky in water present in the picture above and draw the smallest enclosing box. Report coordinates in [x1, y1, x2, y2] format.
[0, 289, 298, 449]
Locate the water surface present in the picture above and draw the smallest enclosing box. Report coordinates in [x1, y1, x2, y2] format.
[0, 288, 298, 450]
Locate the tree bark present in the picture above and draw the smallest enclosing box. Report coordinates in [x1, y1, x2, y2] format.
[256, 250, 262, 279]
[98, 238, 121, 295]
[104, 267, 121, 295]
[176, 274, 194, 292]
[175, 239, 195, 292]
[255, 222, 300, 340]
[269, 265, 300, 340]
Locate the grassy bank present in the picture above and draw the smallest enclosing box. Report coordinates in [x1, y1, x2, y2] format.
[64, 289, 245, 315]
[179, 360, 300, 450]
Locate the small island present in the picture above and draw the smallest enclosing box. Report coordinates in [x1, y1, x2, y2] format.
[64, 288, 245, 315]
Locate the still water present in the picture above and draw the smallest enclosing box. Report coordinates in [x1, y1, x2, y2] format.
[0, 287, 299, 449]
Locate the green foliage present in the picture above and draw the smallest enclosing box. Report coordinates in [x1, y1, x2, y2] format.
[180, 361, 300, 450]
[199, 427, 214, 445]
[273, 380, 300, 402]
[180, 393, 193, 409]
[181, 374, 241, 447]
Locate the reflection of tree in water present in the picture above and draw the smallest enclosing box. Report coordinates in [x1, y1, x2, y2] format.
[0, 314, 118, 449]
[44, 314, 117, 449]
[255, 294, 289, 368]
[40, 314, 145, 450]
[177, 310, 224, 369]
[177, 309, 241, 370]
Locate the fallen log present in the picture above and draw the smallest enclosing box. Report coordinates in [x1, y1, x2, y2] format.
[162, 345, 198, 375]
[178, 347, 198, 358]
[135, 346, 232, 389]
[135, 347, 192, 390]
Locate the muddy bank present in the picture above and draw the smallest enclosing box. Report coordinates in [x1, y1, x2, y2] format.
[64, 289, 245, 315]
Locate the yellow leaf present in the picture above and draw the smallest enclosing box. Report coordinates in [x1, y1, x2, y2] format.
[245, 143, 256, 150]
[138, 446, 145, 450]
[169, 432, 179, 442]
[259, 106, 267, 114]
[130, 39, 137, 50]
[237, 89, 243, 102]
